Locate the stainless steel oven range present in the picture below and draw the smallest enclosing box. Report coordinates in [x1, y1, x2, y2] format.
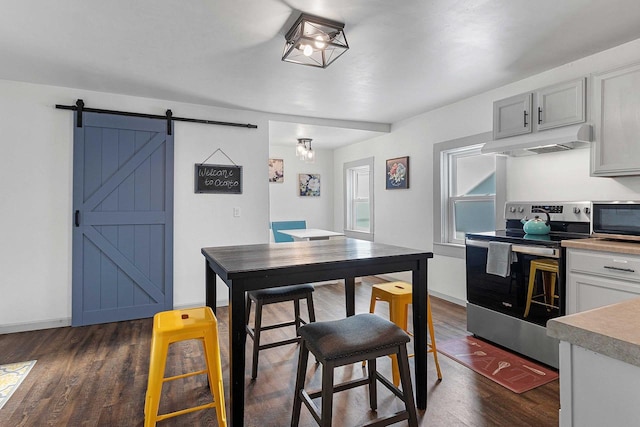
[465, 201, 591, 368]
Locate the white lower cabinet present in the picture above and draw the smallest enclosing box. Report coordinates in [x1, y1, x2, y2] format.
[559, 341, 640, 427]
[566, 248, 640, 314]
[557, 244, 640, 426]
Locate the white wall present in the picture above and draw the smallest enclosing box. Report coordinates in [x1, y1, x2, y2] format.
[507, 148, 640, 201]
[6, 37, 640, 331]
[333, 37, 640, 304]
[0, 80, 270, 332]
[268, 144, 334, 231]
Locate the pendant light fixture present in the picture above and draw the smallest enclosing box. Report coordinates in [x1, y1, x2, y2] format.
[296, 138, 309, 160]
[305, 140, 315, 163]
[295, 138, 315, 163]
[282, 13, 349, 69]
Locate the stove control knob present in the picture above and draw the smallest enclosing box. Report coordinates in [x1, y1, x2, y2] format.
[509, 207, 516, 213]
[585, 207, 590, 214]
[517, 207, 524, 213]
[573, 207, 581, 214]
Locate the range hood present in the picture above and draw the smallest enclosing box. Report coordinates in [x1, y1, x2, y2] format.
[481, 123, 592, 157]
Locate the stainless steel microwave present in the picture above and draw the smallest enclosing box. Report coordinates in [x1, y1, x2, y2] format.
[591, 201, 640, 241]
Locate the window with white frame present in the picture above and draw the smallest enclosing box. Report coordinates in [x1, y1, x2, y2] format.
[344, 157, 374, 241]
[444, 144, 496, 245]
[433, 132, 505, 257]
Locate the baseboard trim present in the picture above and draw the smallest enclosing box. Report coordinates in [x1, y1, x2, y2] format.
[2, 278, 458, 334]
[0, 317, 71, 335]
[428, 290, 465, 307]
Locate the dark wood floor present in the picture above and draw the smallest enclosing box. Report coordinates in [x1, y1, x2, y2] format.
[0, 277, 559, 426]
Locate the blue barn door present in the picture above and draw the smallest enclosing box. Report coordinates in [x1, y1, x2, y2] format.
[72, 112, 174, 326]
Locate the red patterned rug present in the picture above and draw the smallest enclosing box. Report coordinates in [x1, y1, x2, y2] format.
[437, 336, 558, 393]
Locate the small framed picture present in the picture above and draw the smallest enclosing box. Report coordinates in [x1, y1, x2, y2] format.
[386, 156, 409, 189]
[268, 158, 284, 183]
[299, 173, 320, 197]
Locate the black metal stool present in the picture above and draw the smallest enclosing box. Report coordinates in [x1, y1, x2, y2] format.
[291, 313, 418, 427]
[246, 284, 316, 379]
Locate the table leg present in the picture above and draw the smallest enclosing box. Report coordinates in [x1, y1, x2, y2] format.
[228, 281, 247, 426]
[345, 277, 356, 316]
[205, 261, 217, 315]
[412, 258, 428, 410]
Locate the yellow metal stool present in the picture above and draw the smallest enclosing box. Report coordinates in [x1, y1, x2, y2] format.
[524, 259, 560, 317]
[144, 307, 227, 427]
[368, 281, 442, 385]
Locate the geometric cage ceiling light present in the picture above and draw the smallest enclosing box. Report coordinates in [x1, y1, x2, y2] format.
[282, 13, 349, 69]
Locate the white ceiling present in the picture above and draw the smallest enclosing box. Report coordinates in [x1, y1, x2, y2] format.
[268, 121, 385, 149]
[3, 0, 640, 148]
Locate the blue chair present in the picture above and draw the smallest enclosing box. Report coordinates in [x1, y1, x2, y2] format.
[271, 220, 306, 243]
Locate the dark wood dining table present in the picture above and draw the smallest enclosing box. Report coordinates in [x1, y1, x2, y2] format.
[201, 238, 433, 426]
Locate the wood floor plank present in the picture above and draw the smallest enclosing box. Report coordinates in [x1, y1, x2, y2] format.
[0, 277, 559, 426]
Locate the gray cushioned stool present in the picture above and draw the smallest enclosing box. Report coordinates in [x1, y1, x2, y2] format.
[291, 313, 418, 427]
[246, 284, 316, 379]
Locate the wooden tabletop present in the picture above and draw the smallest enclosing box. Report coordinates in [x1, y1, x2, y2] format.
[201, 238, 432, 279]
[201, 237, 434, 425]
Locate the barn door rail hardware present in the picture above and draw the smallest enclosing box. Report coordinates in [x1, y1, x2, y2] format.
[56, 99, 258, 135]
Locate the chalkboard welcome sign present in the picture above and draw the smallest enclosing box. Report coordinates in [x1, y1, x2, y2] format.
[195, 163, 242, 194]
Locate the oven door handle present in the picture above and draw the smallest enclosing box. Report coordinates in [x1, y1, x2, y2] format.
[465, 238, 560, 258]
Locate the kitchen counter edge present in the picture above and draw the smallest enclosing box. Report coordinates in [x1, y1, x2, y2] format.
[547, 298, 640, 368]
[561, 237, 640, 255]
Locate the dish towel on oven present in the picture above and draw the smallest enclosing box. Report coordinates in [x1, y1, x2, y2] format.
[486, 241, 514, 277]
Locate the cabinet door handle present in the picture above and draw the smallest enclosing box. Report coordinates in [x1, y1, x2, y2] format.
[538, 107, 542, 124]
[523, 110, 529, 127]
[604, 265, 635, 273]
[75, 210, 80, 227]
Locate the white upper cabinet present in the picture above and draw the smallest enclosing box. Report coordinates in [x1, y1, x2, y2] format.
[535, 78, 586, 131]
[493, 78, 586, 140]
[591, 62, 640, 176]
[493, 93, 532, 139]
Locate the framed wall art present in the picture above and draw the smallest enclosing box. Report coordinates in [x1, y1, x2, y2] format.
[268, 158, 284, 183]
[299, 173, 320, 197]
[386, 156, 409, 189]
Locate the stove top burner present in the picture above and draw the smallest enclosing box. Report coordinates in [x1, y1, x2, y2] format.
[467, 201, 592, 247]
[467, 230, 591, 246]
